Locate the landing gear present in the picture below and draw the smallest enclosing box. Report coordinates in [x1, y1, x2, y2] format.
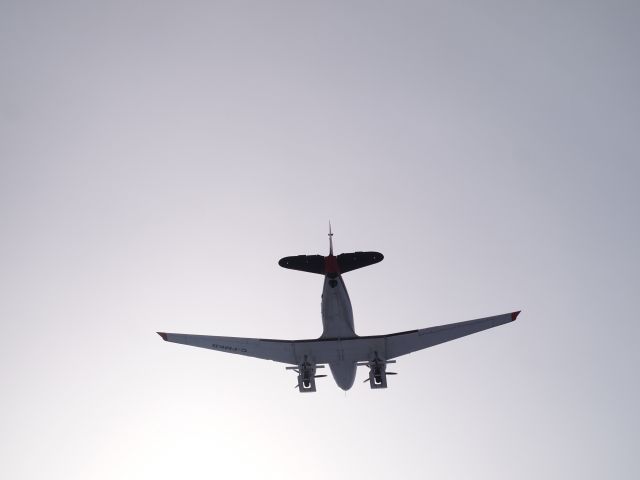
[286, 357, 326, 393]
[357, 354, 397, 389]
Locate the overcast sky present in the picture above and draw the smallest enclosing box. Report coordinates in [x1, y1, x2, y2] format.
[1, 1, 639, 479]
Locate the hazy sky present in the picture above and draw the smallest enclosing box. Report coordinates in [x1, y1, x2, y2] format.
[1, 1, 639, 479]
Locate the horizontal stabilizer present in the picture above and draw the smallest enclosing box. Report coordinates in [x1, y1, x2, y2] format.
[337, 251, 383, 273]
[278, 255, 325, 274]
[279, 251, 383, 275]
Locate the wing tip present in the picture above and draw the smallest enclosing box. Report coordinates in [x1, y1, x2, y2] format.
[511, 310, 521, 321]
[157, 332, 168, 341]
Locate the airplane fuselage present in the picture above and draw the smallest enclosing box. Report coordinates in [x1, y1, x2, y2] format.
[158, 230, 520, 393]
[321, 274, 357, 390]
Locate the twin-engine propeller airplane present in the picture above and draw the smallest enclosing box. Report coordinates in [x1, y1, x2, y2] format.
[157, 227, 520, 392]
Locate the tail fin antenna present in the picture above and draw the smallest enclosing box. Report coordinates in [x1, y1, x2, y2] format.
[328, 221, 334, 256]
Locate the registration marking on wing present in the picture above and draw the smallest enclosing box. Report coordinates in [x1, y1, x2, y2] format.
[211, 343, 247, 353]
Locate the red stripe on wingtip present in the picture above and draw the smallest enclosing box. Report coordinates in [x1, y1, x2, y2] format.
[511, 311, 521, 321]
[157, 332, 168, 341]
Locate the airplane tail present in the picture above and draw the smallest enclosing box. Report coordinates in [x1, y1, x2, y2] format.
[279, 226, 383, 276]
[278, 251, 383, 276]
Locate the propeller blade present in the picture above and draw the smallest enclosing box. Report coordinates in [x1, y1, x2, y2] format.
[386, 372, 398, 375]
[314, 375, 327, 378]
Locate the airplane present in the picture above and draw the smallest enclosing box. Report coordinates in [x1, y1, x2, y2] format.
[157, 227, 520, 392]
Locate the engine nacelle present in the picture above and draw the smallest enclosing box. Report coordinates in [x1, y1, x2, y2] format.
[297, 369, 317, 392]
[368, 362, 388, 389]
[286, 358, 326, 393]
[357, 355, 397, 389]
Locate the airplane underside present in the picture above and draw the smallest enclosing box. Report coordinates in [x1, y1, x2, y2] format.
[158, 228, 520, 392]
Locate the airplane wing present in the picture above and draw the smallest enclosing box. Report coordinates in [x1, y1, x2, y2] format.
[157, 311, 519, 366]
[156, 332, 378, 365]
[378, 311, 520, 359]
[157, 332, 299, 364]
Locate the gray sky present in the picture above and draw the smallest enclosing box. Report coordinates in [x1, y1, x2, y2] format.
[1, 1, 639, 478]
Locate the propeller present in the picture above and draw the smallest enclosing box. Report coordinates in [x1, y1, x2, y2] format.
[362, 372, 398, 382]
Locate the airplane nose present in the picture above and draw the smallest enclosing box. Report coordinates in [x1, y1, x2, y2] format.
[330, 362, 356, 391]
